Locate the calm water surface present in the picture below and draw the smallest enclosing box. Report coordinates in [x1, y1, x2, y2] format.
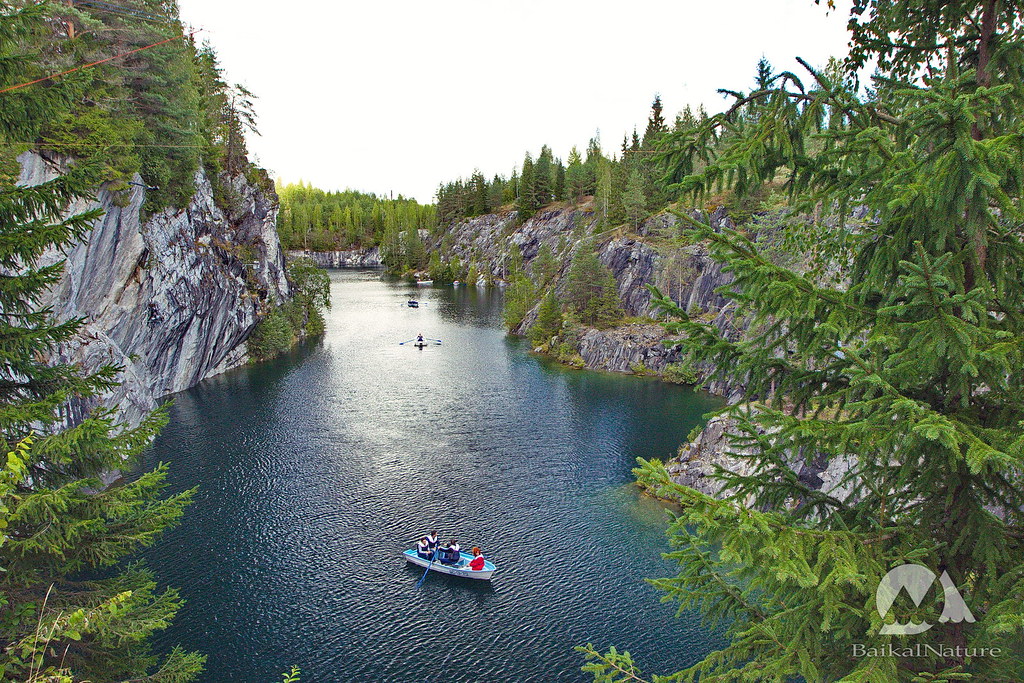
[144, 270, 723, 682]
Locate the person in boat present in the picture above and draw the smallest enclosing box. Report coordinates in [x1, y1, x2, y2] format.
[416, 537, 432, 560]
[449, 539, 460, 556]
[416, 333, 424, 342]
[437, 541, 452, 564]
[425, 530, 439, 554]
[468, 547, 486, 572]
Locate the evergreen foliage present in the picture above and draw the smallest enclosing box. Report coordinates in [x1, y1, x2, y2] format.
[530, 243, 559, 289]
[0, 7, 202, 679]
[277, 181, 435, 255]
[3, 1, 265, 214]
[247, 258, 331, 361]
[621, 168, 647, 229]
[528, 289, 564, 348]
[565, 248, 623, 327]
[585, 1, 1024, 680]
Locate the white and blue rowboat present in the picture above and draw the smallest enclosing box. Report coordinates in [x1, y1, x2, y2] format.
[403, 549, 496, 580]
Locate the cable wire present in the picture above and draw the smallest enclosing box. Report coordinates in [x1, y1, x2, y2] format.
[0, 30, 194, 95]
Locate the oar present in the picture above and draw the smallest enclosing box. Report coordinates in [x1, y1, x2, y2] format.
[416, 547, 439, 588]
[398, 339, 419, 345]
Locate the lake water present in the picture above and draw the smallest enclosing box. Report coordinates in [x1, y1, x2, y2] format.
[143, 269, 723, 682]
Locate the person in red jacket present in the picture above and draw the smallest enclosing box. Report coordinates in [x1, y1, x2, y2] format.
[468, 547, 486, 571]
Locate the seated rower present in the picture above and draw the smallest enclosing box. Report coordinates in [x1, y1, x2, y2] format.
[439, 542, 460, 565]
[468, 547, 486, 571]
[449, 539, 461, 556]
[416, 537, 432, 560]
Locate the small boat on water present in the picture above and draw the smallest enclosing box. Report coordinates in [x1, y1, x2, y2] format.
[407, 300, 419, 308]
[403, 549, 496, 580]
[416, 279, 433, 286]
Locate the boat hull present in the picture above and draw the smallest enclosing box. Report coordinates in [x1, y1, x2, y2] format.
[403, 549, 495, 580]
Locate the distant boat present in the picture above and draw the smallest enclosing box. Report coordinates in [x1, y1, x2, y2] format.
[407, 300, 419, 308]
[452, 280, 461, 285]
[416, 279, 433, 286]
[403, 549, 495, 580]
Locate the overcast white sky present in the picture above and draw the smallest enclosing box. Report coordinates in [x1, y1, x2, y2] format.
[176, 0, 854, 203]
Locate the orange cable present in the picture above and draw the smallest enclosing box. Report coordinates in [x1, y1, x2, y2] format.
[0, 31, 193, 95]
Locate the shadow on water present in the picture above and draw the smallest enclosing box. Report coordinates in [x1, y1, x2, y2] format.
[142, 271, 725, 682]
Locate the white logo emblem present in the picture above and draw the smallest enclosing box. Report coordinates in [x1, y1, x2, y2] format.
[876, 564, 975, 635]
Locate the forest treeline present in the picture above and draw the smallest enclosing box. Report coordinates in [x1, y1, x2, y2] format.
[276, 181, 436, 254]
[435, 96, 710, 229]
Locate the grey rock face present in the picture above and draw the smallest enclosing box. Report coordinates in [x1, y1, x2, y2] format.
[575, 324, 682, 374]
[288, 248, 381, 268]
[21, 152, 290, 427]
[666, 413, 854, 505]
[434, 207, 741, 391]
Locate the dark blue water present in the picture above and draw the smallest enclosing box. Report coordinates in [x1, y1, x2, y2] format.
[143, 270, 723, 682]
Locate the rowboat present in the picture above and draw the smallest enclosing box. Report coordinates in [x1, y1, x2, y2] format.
[407, 300, 419, 308]
[415, 279, 433, 286]
[414, 342, 427, 348]
[403, 549, 496, 580]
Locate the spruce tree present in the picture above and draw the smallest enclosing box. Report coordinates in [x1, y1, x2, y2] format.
[642, 94, 667, 149]
[566, 146, 587, 203]
[534, 145, 553, 207]
[621, 168, 647, 229]
[529, 290, 564, 348]
[530, 243, 559, 288]
[565, 247, 622, 327]
[583, 1, 1024, 681]
[0, 5, 202, 681]
[517, 153, 537, 217]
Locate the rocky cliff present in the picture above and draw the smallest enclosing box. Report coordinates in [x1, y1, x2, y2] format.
[432, 204, 743, 397]
[22, 152, 290, 427]
[287, 247, 381, 268]
[666, 413, 854, 507]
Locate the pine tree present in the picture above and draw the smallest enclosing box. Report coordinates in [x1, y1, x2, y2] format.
[554, 160, 566, 202]
[621, 168, 647, 229]
[469, 169, 487, 216]
[594, 156, 613, 228]
[584, 1, 1024, 681]
[0, 6, 202, 680]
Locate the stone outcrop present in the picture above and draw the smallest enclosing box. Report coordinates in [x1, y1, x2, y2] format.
[574, 324, 682, 374]
[666, 413, 855, 506]
[21, 151, 290, 427]
[287, 247, 381, 268]
[432, 206, 742, 393]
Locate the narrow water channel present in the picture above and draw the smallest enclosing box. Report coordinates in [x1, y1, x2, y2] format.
[143, 269, 723, 682]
